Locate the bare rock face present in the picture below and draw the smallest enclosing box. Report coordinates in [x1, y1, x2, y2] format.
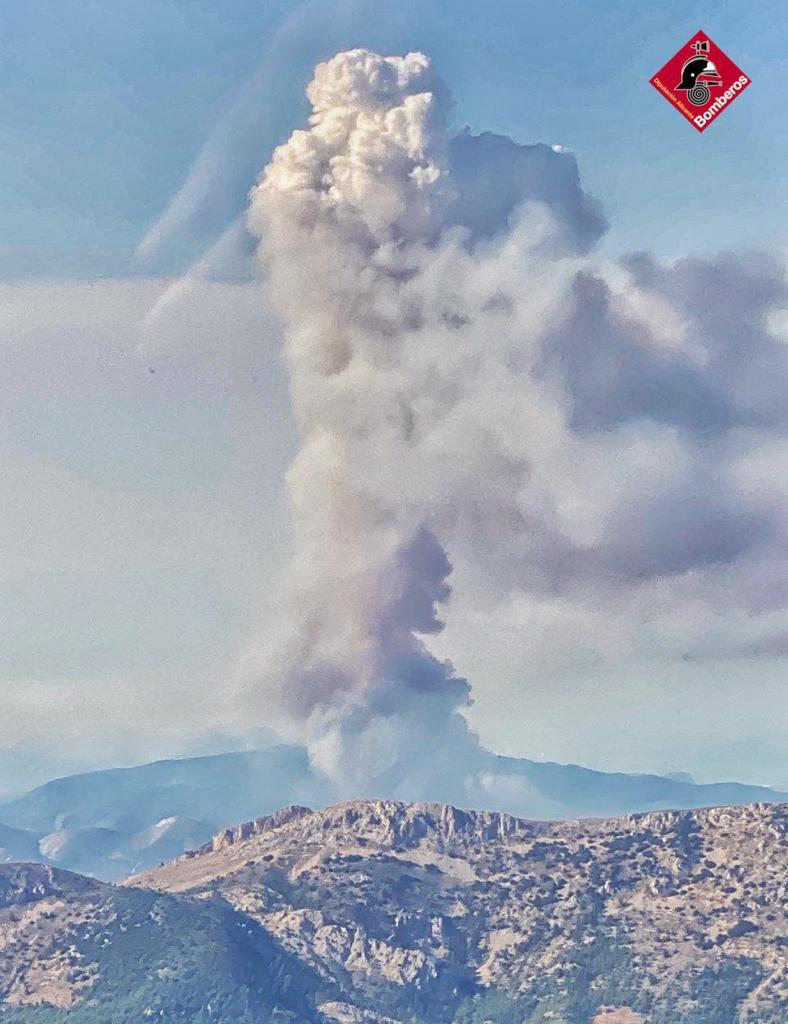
[320, 999, 402, 1024]
[592, 1011, 645, 1024]
[208, 805, 314, 853]
[125, 799, 788, 1023]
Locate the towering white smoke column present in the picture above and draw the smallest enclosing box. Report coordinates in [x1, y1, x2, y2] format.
[244, 49, 788, 804]
[245, 50, 482, 798]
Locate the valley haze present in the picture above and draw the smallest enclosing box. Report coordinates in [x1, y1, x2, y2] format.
[0, 746, 785, 881]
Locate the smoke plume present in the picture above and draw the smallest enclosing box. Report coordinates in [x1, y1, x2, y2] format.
[242, 49, 788, 806]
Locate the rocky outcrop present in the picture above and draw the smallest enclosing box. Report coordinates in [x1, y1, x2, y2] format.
[1, 802, 784, 1022]
[127, 799, 787, 1023]
[207, 804, 313, 853]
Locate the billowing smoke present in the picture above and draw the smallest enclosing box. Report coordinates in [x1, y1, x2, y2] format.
[242, 49, 788, 805]
[243, 50, 482, 801]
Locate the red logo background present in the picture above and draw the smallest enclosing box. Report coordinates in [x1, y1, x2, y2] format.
[650, 31, 750, 132]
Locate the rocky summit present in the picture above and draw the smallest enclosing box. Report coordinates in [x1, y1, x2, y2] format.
[0, 800, 785, 1023]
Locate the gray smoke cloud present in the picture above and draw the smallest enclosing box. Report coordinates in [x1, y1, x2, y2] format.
[241, 49, 788, 805]
[242, 50, 480, 800]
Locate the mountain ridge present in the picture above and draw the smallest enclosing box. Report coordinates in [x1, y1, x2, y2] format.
[129, 797, 788, 1023]
[0, 798, 784, 1023]
[1, 747, 785, 881]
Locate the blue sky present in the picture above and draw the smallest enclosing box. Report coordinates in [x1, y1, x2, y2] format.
[1, 0, 787, 797]
[3, 0, 786, 277]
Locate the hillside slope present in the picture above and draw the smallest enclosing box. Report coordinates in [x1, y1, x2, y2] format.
[0, 800, 785, 1022]
[129, 799, 787, 1024]
[0, 862, 321, 1023]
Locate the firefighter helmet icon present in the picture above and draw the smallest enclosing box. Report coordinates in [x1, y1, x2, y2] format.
[650, 31, 751, 131]
[676, 41, 723, 106]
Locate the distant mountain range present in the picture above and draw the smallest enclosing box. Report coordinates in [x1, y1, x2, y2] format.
[0, 746, 785, 881]
[0, 798, 785, 1023]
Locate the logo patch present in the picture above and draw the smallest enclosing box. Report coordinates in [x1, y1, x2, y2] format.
[650, 31, 750, 132]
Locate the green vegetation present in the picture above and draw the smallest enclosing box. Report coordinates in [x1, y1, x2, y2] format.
[0, 888, 323, 1024]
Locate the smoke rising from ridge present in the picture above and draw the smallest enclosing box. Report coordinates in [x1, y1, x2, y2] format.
[242, 49, 788, 806]
[244, 50, 481, 800]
